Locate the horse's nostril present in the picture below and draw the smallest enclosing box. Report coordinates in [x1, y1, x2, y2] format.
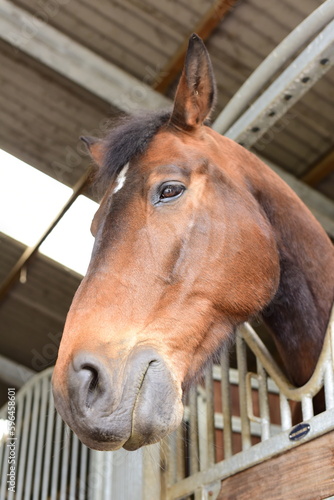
[70, 353, 111, 413]
[82, 365, 100, 408]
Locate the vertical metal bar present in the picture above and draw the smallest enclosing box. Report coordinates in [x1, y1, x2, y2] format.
[170, 430, 178, 485]
[50, 411, 63, 500]
[159, 438, 169, 500]
[197, 386, 208, 471]
[220, 349, 233, 459]
[330, 317, 334, 367]
[24, 383, 41, 499]
[236, 332, 251, 450]
[88, 450, 104, 500]
[205, 363, 216, 466]
[69, 433, 80, 499]
[24, 381, 41, 500]
[0, 409, 6, 472]
[279, 393, 292, 430]
[79, 443, 88, 500]
[0, 439, 5, 490]
[16, 389, 32, 498]
[175, 424, 185, 481]
[142, 444, 161, 500]
[189, 385, 199, 475]
[194, 487, 204, 500]
[33, 376, 48, 500]
[301, 395, 314, 420]
[0, 435, 10, 500]
[257, 359, 270, 441]
[41, 386, 56, 500]
[60, 425, 71, 499]
[324, 361, 334, 409]
[103, 451, 113, 500]
[7, 390, 24, 500]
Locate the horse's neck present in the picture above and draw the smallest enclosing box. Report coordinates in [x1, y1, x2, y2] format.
[251, 157, 334, 386]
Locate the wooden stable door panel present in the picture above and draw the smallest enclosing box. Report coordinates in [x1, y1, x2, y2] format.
[218, 430, 334, 500]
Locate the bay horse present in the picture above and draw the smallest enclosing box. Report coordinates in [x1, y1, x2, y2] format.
[52, 34, 334, 451]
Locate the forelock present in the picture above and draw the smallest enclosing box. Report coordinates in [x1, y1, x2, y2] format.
[94, 109, 172, 194]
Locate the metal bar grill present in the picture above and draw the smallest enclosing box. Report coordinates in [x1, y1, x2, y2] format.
[16, 387, 32, 498]
[33, 376, 48, 500]
[279, 393, 292, 431]
[24, 382, 40, 499]
[188, 385, 200, 475]
[257, 359, 270, 442]
[220, 349, 232, 459]
[204, 363, 216, 466]
[236, 333, 251, 451]
[176, 423, 185, 482]
[0, 369, 94, 500]
[50, 410, 62, 500]
[41, 385, 56, 500]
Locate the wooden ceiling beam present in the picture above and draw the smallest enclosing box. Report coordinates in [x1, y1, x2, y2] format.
[301, 148, 334, 186]
[153, 0, 239, 94]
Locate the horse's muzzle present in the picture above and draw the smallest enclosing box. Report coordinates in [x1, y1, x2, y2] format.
[52, 348, 183, 451]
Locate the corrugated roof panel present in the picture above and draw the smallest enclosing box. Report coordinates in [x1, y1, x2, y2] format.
[11, 0, 193, 81]
[0, 40, 112, 187]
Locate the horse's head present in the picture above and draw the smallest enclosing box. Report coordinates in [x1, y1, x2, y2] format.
[52, 35, 280, 451]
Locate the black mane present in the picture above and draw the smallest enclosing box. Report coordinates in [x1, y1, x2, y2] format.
[95, 109, 172, 193]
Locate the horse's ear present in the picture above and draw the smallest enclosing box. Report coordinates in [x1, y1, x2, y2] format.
[170, 34, 216, 131]
[80, 136, 105, 165]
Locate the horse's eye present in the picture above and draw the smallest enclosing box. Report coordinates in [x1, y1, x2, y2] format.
[160, 184, 185, 201]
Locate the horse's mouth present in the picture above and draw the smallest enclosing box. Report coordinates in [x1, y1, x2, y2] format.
[52, 349, 184, 451]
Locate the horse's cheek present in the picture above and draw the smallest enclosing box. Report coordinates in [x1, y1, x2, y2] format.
[209, 226, 280, 321]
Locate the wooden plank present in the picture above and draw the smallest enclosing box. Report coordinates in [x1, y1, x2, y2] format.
[0, 0, 169, 113]
[153, 0, 240, 93]
[302, 149, 334, 186]
[218, 430, 334, 500]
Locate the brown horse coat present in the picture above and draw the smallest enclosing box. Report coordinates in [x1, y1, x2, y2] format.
[52, 35, 334, 451]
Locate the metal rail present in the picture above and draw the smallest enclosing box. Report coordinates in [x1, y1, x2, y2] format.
[221, 18, 334, 148]
[213, 0, 334, 134]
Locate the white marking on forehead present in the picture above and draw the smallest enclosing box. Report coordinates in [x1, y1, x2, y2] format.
[113, 162, 129, 193]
